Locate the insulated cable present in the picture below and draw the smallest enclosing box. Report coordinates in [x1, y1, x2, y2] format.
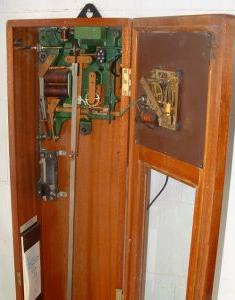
[147, 175, 169, 210]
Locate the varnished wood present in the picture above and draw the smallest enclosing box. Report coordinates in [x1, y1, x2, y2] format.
[124, 14, 235, 300]
[7, 18, 130, 28]
[187, 17, 235, 300]
[8, 27, 40, 299]
[8, 18, 131, 300]
[7, 24, 24, 300]
[8, 14, 235, 300]
[139, 145, 199, 187]
[73, 22, 132, 300]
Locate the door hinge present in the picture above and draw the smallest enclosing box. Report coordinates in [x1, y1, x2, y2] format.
[116, 288, 124, 300]
[122, 68, 131, 97]
[16, 271, 22, 287]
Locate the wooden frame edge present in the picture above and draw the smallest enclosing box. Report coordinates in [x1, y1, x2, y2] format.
[139, 146, 199, 187]
[7, 23, 24, 300]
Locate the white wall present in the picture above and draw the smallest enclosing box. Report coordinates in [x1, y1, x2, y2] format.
[1, 1, 235, 299]
[145, 171, 196, 300]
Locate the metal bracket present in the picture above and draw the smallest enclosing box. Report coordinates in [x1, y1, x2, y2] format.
[77, 3, 102, 18]
[116, 289, 124, 300]
[16, 271, 22, 287]
[57, 191, 67, 198]
[57, 150, 67, 156]
[37, 149, 67, 201]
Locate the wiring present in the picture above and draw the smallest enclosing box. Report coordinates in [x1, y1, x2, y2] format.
[110, 54, 122, 77]
[147, 175, 169, 210]
[117, 96, 144, 117]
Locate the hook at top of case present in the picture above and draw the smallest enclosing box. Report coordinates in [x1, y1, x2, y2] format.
[77, 3, 102, 18]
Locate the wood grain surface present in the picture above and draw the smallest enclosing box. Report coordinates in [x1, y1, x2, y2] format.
[8, 15, 235, 300]
[8, 18, 131, 300]
[124, 14, 235, 300]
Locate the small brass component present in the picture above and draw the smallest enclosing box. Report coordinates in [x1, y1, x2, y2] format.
[116, 289, 124, 300]
[38, 54, 56, 77]
[140, 77, 162, 118]
[64, 55, 92, 64]
[122, 68, 131, 96]
[141, 69, 180, 130]
[87, 72, 97, 105]
[16, 271, 22, 287]
[47, 98, 60, 139]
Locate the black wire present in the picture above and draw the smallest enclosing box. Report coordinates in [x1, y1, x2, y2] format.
[110, 54, 122, 77]
[147, 175, 169, 210]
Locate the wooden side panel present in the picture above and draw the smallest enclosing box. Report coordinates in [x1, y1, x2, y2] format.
[11, 28, 39, 226]
[8, 27, 40, 300]
[188, 18, 235, 300]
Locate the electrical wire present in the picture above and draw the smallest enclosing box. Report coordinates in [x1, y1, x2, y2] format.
[147, 175, 169, 210]
[118, 96, 144, 117]
[110, 54, 122, 77]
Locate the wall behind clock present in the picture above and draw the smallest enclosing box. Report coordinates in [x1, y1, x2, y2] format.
[0, 1, 235, 299]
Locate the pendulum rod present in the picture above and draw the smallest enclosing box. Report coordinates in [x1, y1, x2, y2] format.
[67, 62, 80, 300]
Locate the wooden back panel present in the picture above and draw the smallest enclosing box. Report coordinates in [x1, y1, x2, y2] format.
[10, 27, 39, 227]
[8, 19, 131, 300]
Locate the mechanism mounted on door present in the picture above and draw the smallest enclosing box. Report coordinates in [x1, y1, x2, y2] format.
[139, 68, 181, 130]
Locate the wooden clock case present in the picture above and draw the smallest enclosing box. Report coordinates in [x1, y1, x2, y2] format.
[7, 14, 235, 300]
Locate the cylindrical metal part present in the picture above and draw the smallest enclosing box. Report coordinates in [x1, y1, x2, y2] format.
[44, 85, 68, 97]
[140, 110, 157, 125]
[49, 66, 69, 71]
[60, 27, 70, 42]
[44, 71, 68, 84]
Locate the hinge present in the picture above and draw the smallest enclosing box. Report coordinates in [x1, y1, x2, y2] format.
[122, 68, 131, 97]
[116, 288, 124, 300]
[16, 271, 22, 287]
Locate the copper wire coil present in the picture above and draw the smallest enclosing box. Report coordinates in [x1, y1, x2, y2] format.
[140, 110, 157, 125]
[49, 66, 69, 70]
[60, 28, 70, 42]
[46, 83, 67, 86]
[44, 85, 68, 97]
[44, 71, 68, 83]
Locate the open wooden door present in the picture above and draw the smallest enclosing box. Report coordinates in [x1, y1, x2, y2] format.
[124, 15, 235, 300]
